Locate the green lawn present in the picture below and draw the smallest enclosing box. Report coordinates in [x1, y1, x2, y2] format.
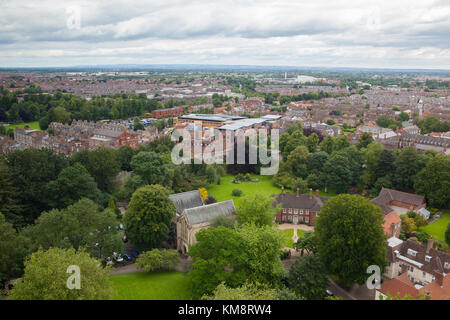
[5, 121, 41, 131]
[208, 174, 281, 207]
[110, 271, 191, 300]
[279, 229, 294, 248]
[418, 210, 450, 244]
[208, 174, 337, 208]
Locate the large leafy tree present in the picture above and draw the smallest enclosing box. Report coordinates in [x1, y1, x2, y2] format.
[71, 148, 120, 191]
[202, 282, 278, 300]
[414, 155, 450, 208]
[25, 198, 124, 259]
[319, 135, 335, 154]
[315, 194, 387, 286]
[394, 146, 421, 190]
[8, 247, 112, 300]
[237, 193, 277, 227]
[288, 255, 329, 300]
[287, 145, 310, 178]
[320, 153, 352, 193]
[45, 163, 104, 209]
[0, 161, 23, 227]
[116, 145, 135, 171]
[5, 149, 69, 225]
[124, 185, 176, 250]
[306, 151, 329, 173]
[0, 213, 29, 287]
[130, 151, 167, 185]
[357, 132, 374, 149]
[188, 224, 285, 299]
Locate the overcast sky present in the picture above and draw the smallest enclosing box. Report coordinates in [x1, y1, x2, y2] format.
[1, 0, 449, 69]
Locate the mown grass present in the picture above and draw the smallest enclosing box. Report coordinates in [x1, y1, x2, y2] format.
[110, 271, 191, 300]
[5, 121, 41, 131]
[417, 210, 450, 244]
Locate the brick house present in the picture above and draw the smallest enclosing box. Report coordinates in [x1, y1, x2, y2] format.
[151, 106, 184, 118]
[272, 188, 330, 226]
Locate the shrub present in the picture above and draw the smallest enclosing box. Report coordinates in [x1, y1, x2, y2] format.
[232, 189, 243, 197]
[135, 249, 179, 272]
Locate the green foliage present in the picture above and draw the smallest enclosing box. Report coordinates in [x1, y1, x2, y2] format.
[287, 145, 310, 178]
[288, 255, 329, 300]
[188, 224, 285, 299]
[124, 185, 176, 250]
[8, 247, 112, 300]
[136, 249, 179, 272]
[319, 135, 335, 154]
[357, 132, 374, 149]
[315, 195, 387, 286]
[232, 188, 243, 197]
[202, 282, 278, 300]
[0, 161, 23, 227]
[45, 163, 104, 209]
[130, 151, 168, 185]
[211, 215, 236, 229]
[25, 198, 124, 259]
[237, 193, 277, 227]
[445, 223, 450, 247]
[0, 213, 29, 286]
[321, 153, 352, 193]
[414, 155, 450, 208]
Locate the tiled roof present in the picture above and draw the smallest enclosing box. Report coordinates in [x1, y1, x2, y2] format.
[184, 200, 236, 225]
[371, 188, 425, 214]
[272, 193, 330, 211]
[399, 240, 450, 276]
[169, 190, 204, 215]
[379, 273, 419, 299]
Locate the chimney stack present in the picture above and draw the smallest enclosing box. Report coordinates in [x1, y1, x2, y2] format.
[309, 188, 312, 199]
[296, 188, 300, 197]
[281, 186, 285, 197]
[426, 237, 434, 253]
[390, 223, 396, 238]
[425, 290, 431, 300]
[315, 189, 319, 197]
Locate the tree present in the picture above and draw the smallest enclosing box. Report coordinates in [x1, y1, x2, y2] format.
[394, 147, 420, 190]
[357, 132, 374, 149]
[211, 215, 236, 229]
[0, 161, 23, 226]
[319, 135, 335, 154]
[334, 135, 350, 151]
[116, 145, 134, 171]
[306, 133, 319, 152]
[188, 224, 285, 299]
[0, 213, 29, 287]
[321, 153, 352, 193]
[199, 187, 208, 202]
[287, 145, 310, 178]
[306, 151, 329, 173]
[236, 193, 277, 227]
[8, 247, 112, 300]
[202, 282, 278, 300]
[414, 155, 450, 208]
[5, 148, 69, 226]
[315, 195, 387, 286]
[25, 198, 124, 259]
[135, 249, 179, 272]
[72, 148, 120, 191]
[108, 196, 122, 219]
[376, 149, 396, 178]
[295, 231, 318, 256]
[124, 185, 176, 250]
[130, 151, 167, 185]
[288, 255, 329, 300]
[45, 163, 104, 209]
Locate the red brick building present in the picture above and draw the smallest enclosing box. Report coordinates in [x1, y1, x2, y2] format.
[151, 106, 184, 118]
[273, 188, 330, 226]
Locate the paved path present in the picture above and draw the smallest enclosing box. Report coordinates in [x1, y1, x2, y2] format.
[277, 223, 314, 232]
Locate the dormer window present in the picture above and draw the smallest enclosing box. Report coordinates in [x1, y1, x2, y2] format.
[407, 249, 417, 257]
[445, 262, 450, 269]
[425, 255, 432, 262]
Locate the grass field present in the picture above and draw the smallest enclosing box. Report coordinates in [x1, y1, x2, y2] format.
[418, 210, 450, 244]
[5, 121, 41, 131]
[208, 174, 281, 207]
[279, 229, 294, 248]
[110, 271, 191, 300]
[207, 174, 337, 208]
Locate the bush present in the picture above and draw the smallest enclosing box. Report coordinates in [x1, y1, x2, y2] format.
[232, 189, 243, 197]
[135, 249, 179, 272]
[205, 195, 217, 205]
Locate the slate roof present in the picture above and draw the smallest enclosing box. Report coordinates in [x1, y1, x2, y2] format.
[169, 190, 204, 215]
[371, 188, 425, 215]
[184, 200, 236, 225]
[272, 193, 330, 212]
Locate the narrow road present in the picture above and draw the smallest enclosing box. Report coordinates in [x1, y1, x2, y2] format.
[328, 278, 357, 300]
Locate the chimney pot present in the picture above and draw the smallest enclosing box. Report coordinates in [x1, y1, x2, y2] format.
[296, 188, 300, 197]
[309, 188, 312, 199]
[426, 237, 434, 253]
[315, 189, 319, 197]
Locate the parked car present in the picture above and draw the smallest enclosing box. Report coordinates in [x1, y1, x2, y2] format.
[131, 251, 140, 259]
[119, 223, 124, 230]
[326, 289, 334, 296]
[105, 257, 113, 266]
[122, 254, 132, 261]
[113, 252, 123, 262]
